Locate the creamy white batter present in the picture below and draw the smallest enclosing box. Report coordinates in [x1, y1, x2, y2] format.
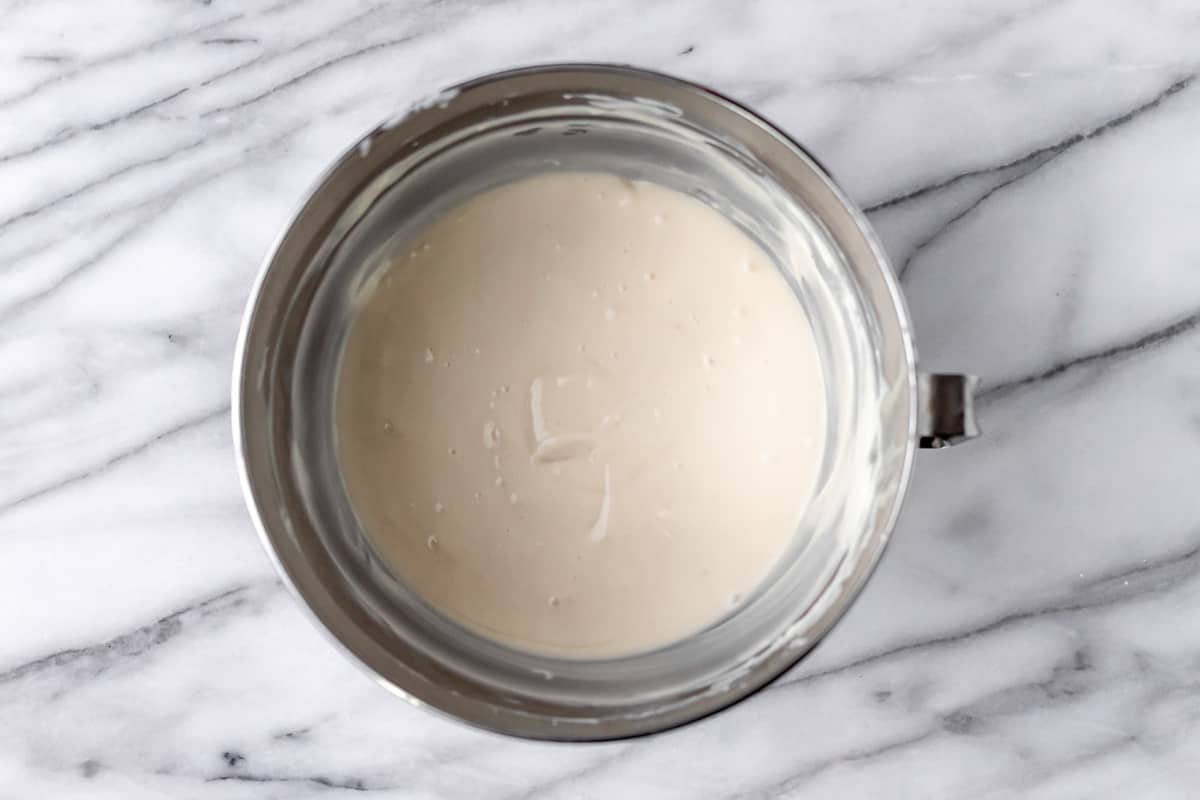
[337, 172, 825, 658]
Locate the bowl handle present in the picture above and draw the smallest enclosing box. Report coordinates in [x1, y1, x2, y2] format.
[918, 373, 980, 448]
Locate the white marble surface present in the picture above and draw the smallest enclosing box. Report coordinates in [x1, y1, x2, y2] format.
[3, 0, 1200, 796]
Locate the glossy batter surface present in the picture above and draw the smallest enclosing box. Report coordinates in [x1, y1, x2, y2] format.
[337, 172, 825, 657]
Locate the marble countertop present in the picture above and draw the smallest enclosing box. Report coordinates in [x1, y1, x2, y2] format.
[4, 1, 1200, 797]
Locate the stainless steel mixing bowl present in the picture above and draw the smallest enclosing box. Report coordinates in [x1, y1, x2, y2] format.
[233, 64, 977, 740]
